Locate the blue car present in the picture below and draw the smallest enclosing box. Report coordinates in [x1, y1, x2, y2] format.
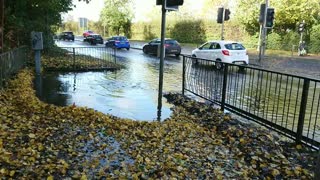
[105, 36, 130, 50]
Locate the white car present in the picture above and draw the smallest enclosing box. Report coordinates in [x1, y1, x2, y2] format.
[191, 40, 249, 69]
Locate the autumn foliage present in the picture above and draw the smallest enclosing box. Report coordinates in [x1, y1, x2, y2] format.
[0, 69, 316, 179]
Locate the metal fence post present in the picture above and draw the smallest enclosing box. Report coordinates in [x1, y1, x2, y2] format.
[0, 55, 3, 89]
[221, 64, 228, 112]
[296, 79, 310, 144]
[316, 147, 320, 180]
[72, 48, 75, 70]
[182, 56, 186, 95]
[114, 48, 117, 64]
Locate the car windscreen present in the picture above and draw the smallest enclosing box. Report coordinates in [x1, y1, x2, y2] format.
[165, 40, 178, 45]
[224, 43, 245, 50]
[93, 35, 102, 38]
[113, 36, 127, 41]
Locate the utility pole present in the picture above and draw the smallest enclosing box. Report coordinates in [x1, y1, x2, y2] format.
[0, 0, 4, 53]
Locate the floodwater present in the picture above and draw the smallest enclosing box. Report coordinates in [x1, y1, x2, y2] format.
[36, 46, 183, 121]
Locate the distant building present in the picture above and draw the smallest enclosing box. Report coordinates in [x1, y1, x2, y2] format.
[79, 17, 88, 29]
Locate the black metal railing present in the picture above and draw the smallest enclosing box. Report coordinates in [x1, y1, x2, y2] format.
[43, 47, 119, 71]
[182, 55, 320, 149]
[0, 46, 28, 89]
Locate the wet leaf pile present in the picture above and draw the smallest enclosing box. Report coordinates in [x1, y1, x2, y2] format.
[33, 47, 122, 71]
[0, 69, 317, 179]
[41, 54, 121, 71]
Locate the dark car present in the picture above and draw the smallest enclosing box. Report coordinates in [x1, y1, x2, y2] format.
[85, 34, 104, 45]
[58, 31, 75, 41]
[142, 38, 181, 57]
[105, 36, 130, 50]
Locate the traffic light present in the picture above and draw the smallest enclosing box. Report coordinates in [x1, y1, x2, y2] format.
[259, 4, 266, 24]
[298, 22, 305, 33]
[224, 9, 231, 21]
[156, 0, 184, 6]
[217, 7, 224, 23]
[265, 7, 275, 28]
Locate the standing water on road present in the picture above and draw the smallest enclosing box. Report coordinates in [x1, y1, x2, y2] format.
[37, 46, 183, 121]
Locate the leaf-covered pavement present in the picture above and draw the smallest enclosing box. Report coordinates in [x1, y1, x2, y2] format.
[0, 69, 316, 179]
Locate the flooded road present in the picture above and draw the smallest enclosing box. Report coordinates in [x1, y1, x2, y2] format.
[38, 40, 183, 121]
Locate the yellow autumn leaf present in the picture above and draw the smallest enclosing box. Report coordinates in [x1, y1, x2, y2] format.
[145, 157, 151, 163]
[285, 168, 293, 176]
[296, 144, 302, 150]
[9, 170, 15, 177]
[80, 174, 87, 180]
[28, 133, 36, 138]
[240, 138, 245, 144]
[272, 169, 280, 176]
[47, 175, 54, 180]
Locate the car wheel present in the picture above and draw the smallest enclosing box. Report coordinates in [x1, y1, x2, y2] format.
[175, 53, 180, 57]
[143, 47, 147, 54]
[126, 48, 130, 51]
[215, 60, 223, 70]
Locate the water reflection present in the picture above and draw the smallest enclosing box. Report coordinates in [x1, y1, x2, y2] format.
[36, 53, 183, 121]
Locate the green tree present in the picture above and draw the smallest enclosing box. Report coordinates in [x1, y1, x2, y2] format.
[100, 0, 133, 36]
[309, 24, 320, 53]
[235, 0, 320, 35]
[234, 0, 262, 35]
[3, 0, 89, 50]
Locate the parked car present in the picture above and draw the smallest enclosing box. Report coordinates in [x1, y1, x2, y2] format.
[142, 38, 181, 57]
[85, 34, 104, 45]
[191, 40, 249, 69]
[58, 31, 75, 41]
[105, 36, 130, 50]
[83, 30, 94, 38]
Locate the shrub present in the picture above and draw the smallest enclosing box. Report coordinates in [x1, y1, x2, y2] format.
[169, 20, 206, 44]
[266, 32, 282, 50]
[309, 25, 320, 54]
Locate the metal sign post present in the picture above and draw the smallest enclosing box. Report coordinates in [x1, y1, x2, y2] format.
[156, 0, 183, 121]
[157, 0, 167, 121]
[31, 32, 43, 75]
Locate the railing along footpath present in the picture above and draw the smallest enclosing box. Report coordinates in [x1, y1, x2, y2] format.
[0, 46, 28, 89]
[45, 47, 118, 71]
[181, 55, 320, 149]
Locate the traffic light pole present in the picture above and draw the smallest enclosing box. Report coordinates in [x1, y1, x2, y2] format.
[221, 7, 225, 40]
[299, 20, 304, 43]
[157, 0, 167, 121]
[258, 0, 269, 63]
